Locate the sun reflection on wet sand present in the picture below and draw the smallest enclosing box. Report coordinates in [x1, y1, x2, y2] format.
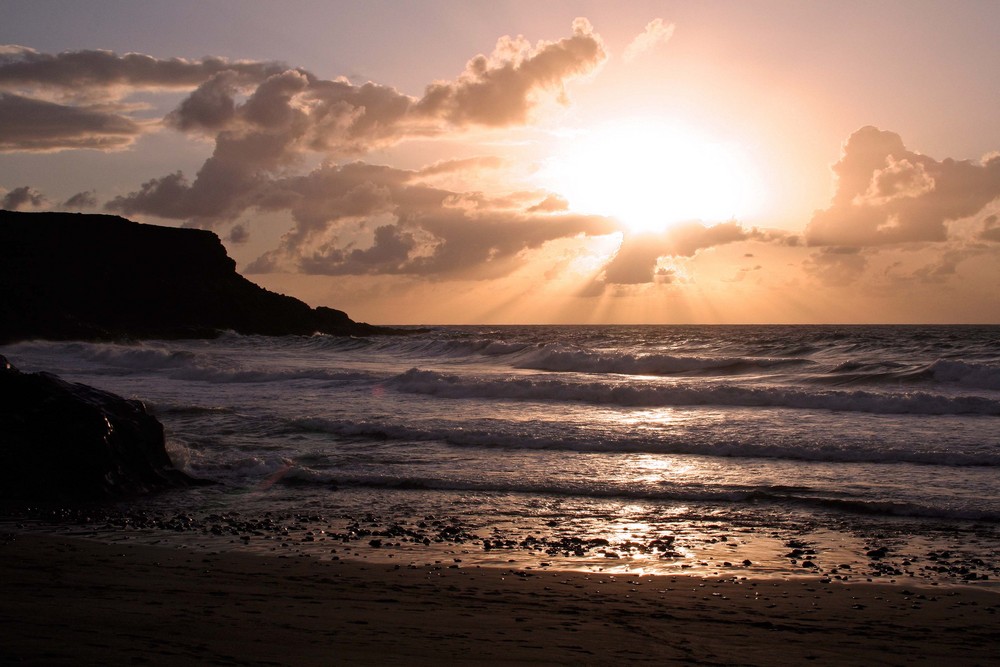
[7, 498, 999, 587]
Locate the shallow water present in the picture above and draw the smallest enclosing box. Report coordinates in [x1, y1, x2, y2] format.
[4, 325, 999, 583]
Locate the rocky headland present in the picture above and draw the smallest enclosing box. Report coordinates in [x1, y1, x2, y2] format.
[0, 210, 395, 343]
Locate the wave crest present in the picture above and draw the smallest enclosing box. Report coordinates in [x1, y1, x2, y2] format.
[389, 368, 1000, 416]
[514, 346, 809, 376]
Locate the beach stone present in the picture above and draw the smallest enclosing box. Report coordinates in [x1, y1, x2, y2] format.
[0, 355, 202, 501]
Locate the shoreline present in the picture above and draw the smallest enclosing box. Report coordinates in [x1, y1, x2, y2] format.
[5, 499, 998, 588]
[2, 532, 998, 666]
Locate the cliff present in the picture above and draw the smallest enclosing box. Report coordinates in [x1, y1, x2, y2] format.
[0, 210, 391, 342]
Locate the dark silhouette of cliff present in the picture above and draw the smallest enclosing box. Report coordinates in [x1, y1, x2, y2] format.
[0, 210, 395, 343]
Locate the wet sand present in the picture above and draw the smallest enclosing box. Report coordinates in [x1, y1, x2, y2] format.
[1, 533, 998, 666]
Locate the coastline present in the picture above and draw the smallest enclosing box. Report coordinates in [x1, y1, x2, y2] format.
[2, 532, 997, 666]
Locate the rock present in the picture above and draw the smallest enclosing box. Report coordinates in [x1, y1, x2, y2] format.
[0, 210, 408, 343]
[867, 547, 889, 560]
[0, 355, 203, 501]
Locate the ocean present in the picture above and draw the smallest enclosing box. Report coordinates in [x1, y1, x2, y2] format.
[3, 325, 999, 584]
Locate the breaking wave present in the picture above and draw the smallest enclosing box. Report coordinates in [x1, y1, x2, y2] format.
[263, 469, 1000, 522]
[388, 368, 1000, 416]
[288, 416, 1000, 466]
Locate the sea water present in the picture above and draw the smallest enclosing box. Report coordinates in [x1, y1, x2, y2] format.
[3, 325, 999, 582]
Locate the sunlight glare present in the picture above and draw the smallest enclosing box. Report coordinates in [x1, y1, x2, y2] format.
[539, 120, 761, 233]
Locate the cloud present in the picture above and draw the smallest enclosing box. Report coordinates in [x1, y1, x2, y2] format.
[159, 19, 604, 149]
[4, 24, 616, 282]
[601, 221, 751, 285]
[245, 161, 617, 278]
[227, 224, 250, 244]
[62, 190, 98, 209]
[602, 237, 669, 285]
[803, 246, 868, 286]
[909, 248, 977, 283]
[623, 18, 675, 62]
[104, 20, 606, 224]
[163, 68, 370, 151]
[250, 168, 744, 283]
[0, 46, 289, 152]
[0, 92, 142, 151]
[415, 156, 505, 178]
[1, 185, 46, 210]
[165, 71, 240, 133]
[416, 17, 606, 126]
[0, 45, 285, 96]
[980, 214, 1000, 242]
[527, 194, 569, 213]
[806, 126, 1000, 246]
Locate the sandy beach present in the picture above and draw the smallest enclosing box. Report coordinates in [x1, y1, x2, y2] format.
[1, 533, 997, 666]
[5, 2, 1000, 665]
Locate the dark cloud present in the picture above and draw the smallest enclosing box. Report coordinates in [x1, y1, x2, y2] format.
[248, 170, 756, 284]
[528, 194, 569, 213]
[803, 246, 868, 286]
[299, 224, 418, 275]
[911, 249, 972, 283]
[654, 266, 680, 283]
[164, 19, 606, 153]
[227, 224, 250, 244]
[244, 161, 616, 278]
[416, 156, 505, 178]
[806, 126, 1000, 246]
[165, 71, 241, 133]
[0, 45, 284, 94]
[0, 92, 141, 151]
[4, 25, 614, 282]
[399, 210, 613, 278]
[979, 214, 1000, 242]
[251, 162, 411, 254]
[102, 21, 605, 223]
[108, 171, 199, 219]
[1, 185, 46, 210]
[602, 241, 666, 284]
[601, 221, 750, 285]
[0, 46, 288, 151]
[62, 190, 98, 209]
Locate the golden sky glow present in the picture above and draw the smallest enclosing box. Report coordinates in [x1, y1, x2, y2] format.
[2, 1, 1000, 323]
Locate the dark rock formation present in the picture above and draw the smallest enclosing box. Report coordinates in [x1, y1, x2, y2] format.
[0, 210, 396, 343]
[0, 355, 201, 501]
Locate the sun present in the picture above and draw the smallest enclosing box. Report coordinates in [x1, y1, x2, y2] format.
[538, 120, 761, 233]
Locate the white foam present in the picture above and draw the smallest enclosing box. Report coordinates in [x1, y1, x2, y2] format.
[514, 346, 805, 376]
[288, 416, 1000, 467]
[388, 368, 1000, 416]
[929, 359, 1000, 390]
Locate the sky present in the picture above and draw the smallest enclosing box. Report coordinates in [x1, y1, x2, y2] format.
[2, 0, 1000, 324]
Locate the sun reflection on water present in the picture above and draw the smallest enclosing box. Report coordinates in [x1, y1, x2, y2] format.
[627, 454, 698, 484]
